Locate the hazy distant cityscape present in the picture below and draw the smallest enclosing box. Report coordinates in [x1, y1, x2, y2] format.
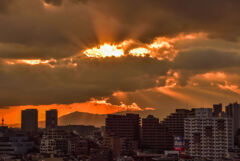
[0, 102, 240, 161]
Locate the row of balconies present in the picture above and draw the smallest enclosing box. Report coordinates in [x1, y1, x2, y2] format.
[187, 150, 226, 154]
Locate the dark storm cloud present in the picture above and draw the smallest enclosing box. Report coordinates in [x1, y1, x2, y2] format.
[44, 0, 87, 5]
[172, 49, 240, 86]
[85, 0, 240, 42]
[174, 49, 240, 70]
[0, 0, 240, 59]
[44, 0, 62, 6]
[0, 43, 79, 59]
[0, 0, 13, 13]
[0, 56, 169, 106]
[0, 0, 98, 59]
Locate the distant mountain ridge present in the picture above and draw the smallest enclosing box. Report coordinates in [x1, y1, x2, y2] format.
[58, 111, 107, 127]
[58, 110, 155, 127]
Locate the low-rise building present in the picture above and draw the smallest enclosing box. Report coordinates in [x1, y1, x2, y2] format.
[40, 128, 70, 154]
[0, 129, 33, 155]
[68, 137, 89, 155]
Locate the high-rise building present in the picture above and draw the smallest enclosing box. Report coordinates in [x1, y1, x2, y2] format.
[161, 109, 193, 138]
[104, 114, 140, 155]
[142, 115, 173, 153]
[184, 108, 233, 161]
[225, 102, 240, 135]
[46, 109, 58, 129]
[105, 113, 140, 141]
[21, 109, 38, 132]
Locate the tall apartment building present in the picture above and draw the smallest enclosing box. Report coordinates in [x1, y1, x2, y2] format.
[105, 113, 140, 141]
[46, 109, 58, 129]
[142, 115, 173, 153]
[161, 109, 193, 137]
[226, 102, 240, 135]
[21, 109, 38, 132]
[184, 108, 233, 161]
[104, 114, 140, 156]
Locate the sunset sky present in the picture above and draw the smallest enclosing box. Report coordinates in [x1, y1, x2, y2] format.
[1, 0, 240, 125]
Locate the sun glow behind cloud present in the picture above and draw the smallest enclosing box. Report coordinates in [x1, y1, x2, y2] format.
[2, 33, 205, 67]
[83, 33, 204, 60]
[18, 59, 50, 65]
[129, 48, 151, 57]
[83, 44, 124, 58]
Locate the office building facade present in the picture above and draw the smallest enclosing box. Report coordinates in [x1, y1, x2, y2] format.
[46, 109, 58, 129]
[21, 109, 38, 132]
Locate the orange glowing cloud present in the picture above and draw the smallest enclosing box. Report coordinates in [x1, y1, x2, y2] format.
[18, 59, 50, 65]
[144, 107, 155, 111]
[42, 1, 58, 10]
[112, 91, 127, 100]
[160, 70, 180, 88]
[202, 72, 226, 79]
[187, 72, 228, 88]
[146, 33, 205, 60]
[165, 77, 177, 88]
[148, 39, 172, 49]
[218, 81, 240, 94]
[5, 59, 56, 67]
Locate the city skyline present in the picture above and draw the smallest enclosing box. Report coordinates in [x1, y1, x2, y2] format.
[2, 101, 240, 126]
[1, 101, 240, 160]
[9, 101, 237, 128]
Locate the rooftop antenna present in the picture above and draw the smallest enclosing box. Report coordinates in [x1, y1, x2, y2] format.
[2, 117, 4, 126]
